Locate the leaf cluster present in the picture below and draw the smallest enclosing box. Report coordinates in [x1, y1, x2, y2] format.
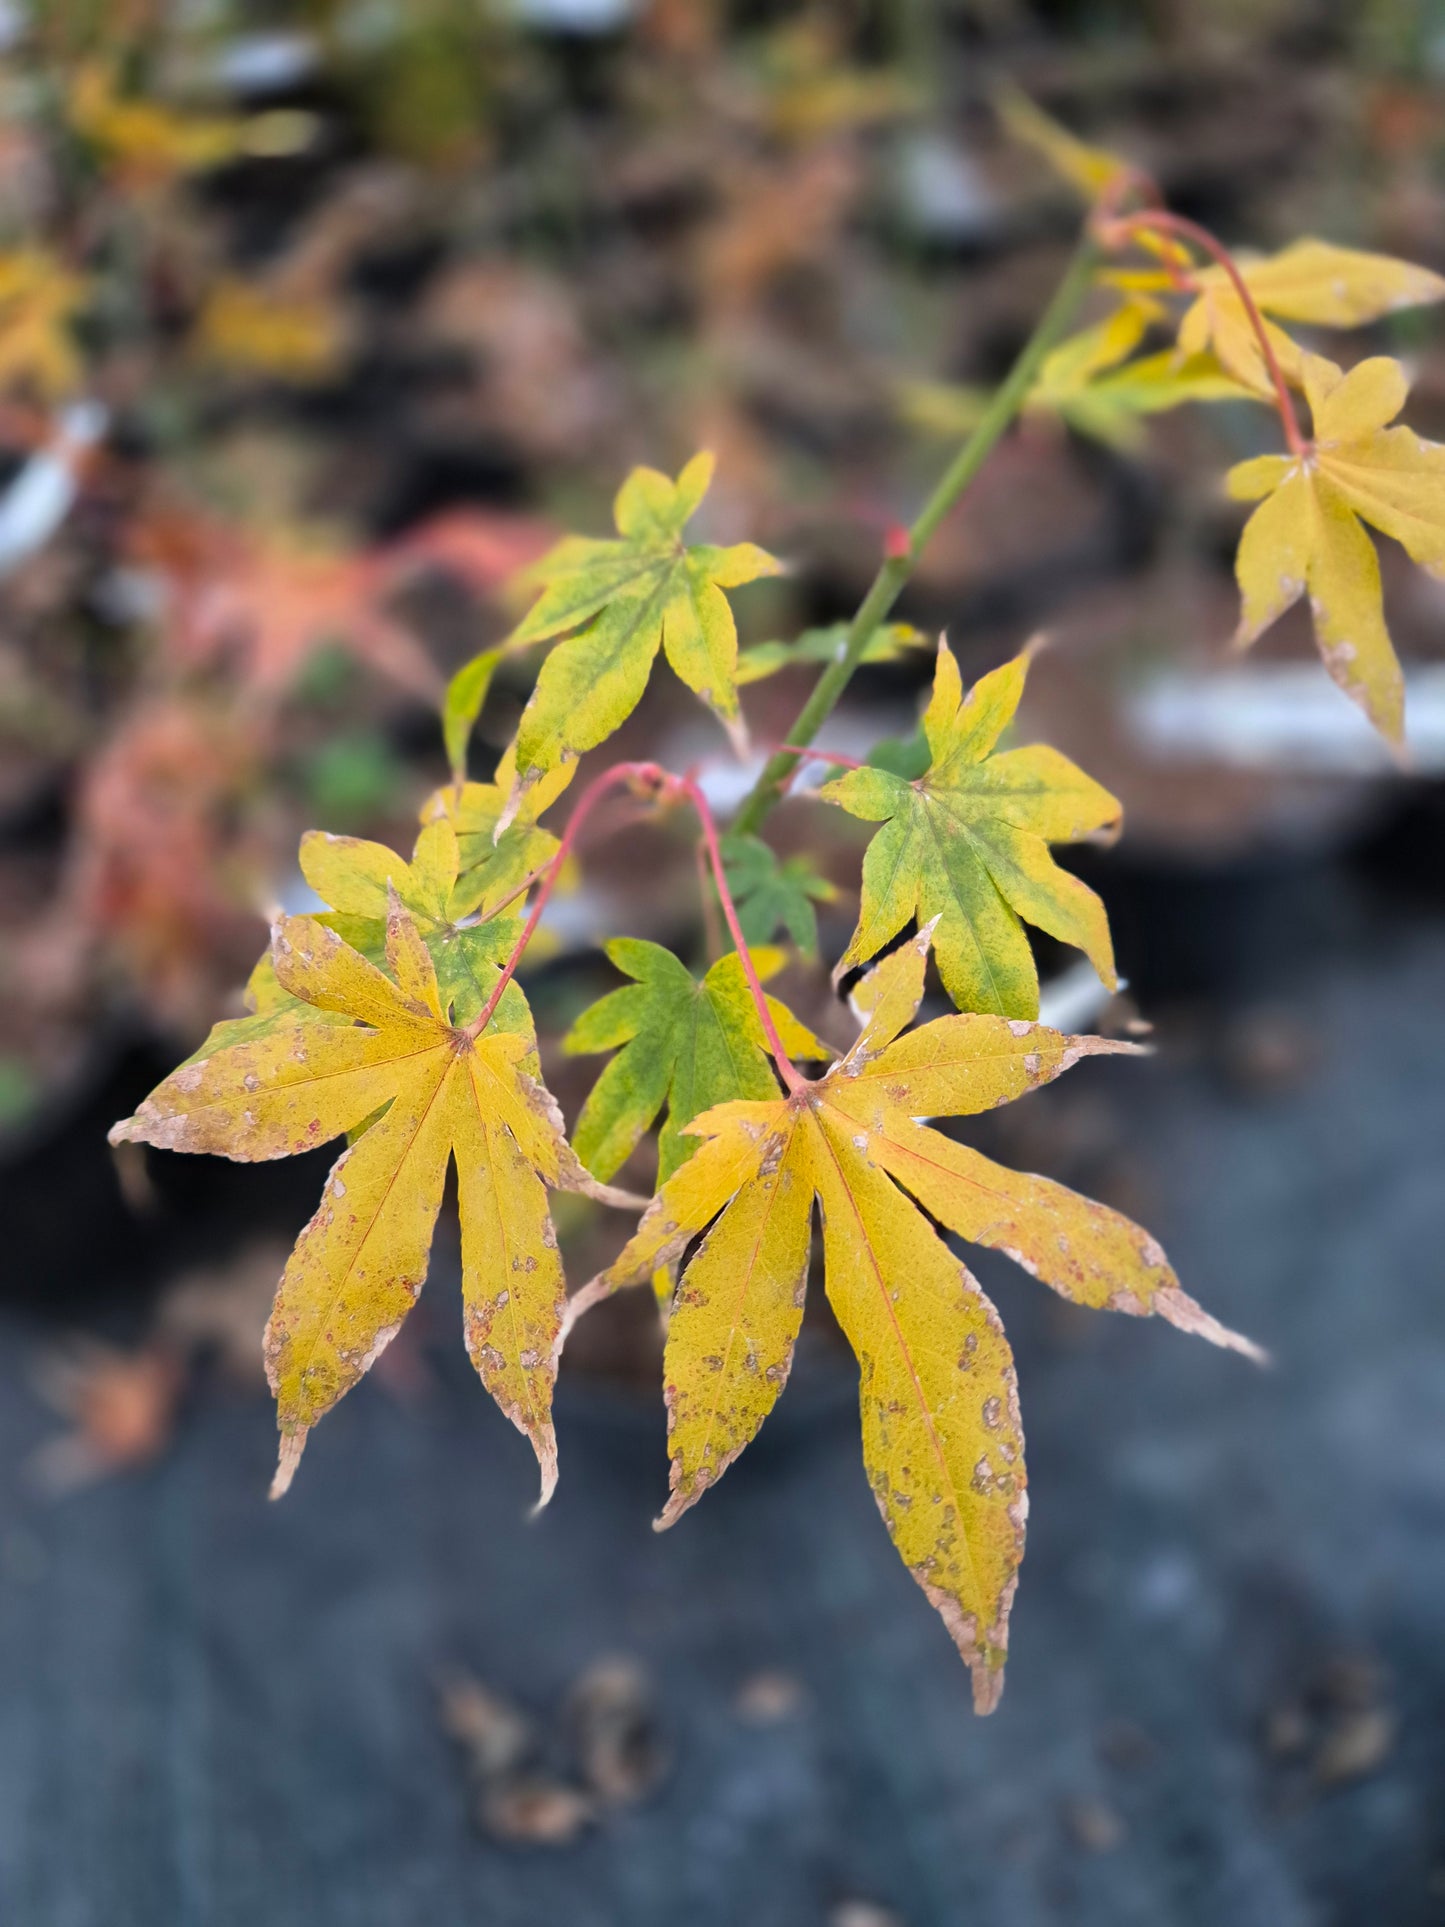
[104, 88, 1445, 1708]
[113, 465, 1261, 1707]
[1009, 94, 1445, 749]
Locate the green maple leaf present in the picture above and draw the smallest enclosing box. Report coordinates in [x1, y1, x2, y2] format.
[735, 620, 930, 684]
[563, 939, 830, 1184]
[720, 833, 837, 958]
[820, 641, 1121, 1018]
[506, 452, 781, 792]
[440, 645, 501, 780]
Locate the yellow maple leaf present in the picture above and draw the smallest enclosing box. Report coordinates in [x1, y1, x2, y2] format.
[1229, 353, 1445, 746]
[110, 898, 639, 1500]
[195, 279, 347, 382]
[1179, 239, 1445, 395]
[420, 741, 570, 915]
[0, 251, 87, 399]
[565, 930, 1261, 1712]
[69, 64, 246, 180]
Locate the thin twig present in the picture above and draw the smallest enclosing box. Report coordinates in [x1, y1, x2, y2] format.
[731, 231, 1103, 836]
[678, 769, 804, 1092]
[467, 762, 665, 1040]
[466, 760, 804, 1093]
[770, 742, 870, 773]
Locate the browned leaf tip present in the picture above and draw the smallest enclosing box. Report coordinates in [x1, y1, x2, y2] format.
[269, 1427, 307, 1499]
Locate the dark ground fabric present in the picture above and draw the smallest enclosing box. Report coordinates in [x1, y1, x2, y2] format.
[1, 930, 1443, 1927]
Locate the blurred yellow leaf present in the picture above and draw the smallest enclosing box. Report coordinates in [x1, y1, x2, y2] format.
[903, 301, 1254, 452]
[997, 85, 1133, 201]
[759, 20, 917, 141]
[195, 280, 347, 383]
[1060, 345, 1253, 447]
[736, 620, 931, 684]
[69, 64, 246, 179]
[1180, 239, 1445, 395]
[897, 376, 991, 441]
[0, 251, 87, 398]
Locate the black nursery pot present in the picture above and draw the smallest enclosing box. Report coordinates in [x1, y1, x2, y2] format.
[0, 1027, 336, 1323]
[1066, 825, 1384, 1010]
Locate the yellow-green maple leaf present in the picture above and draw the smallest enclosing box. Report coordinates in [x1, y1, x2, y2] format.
[1032, 300, 1252, 448]
[422, 752, 565, 902]
[505, 452, 781, 794]
[1229, 353, 1445, 746]
[110, 899, 637, 1500]
[902, 300, 1253, 453]
[245, 808, 546, 1033]
[440, 647, 502, 779]
[996, 86, 1133, 202]
[566, 930, 1260, 1713]
[1179, 240, 1445, 396]
[820, 641, 1120, 1018]
[735, 620, 930, 684]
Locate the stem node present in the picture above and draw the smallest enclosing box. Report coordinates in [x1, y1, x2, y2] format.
[467, 760, 805, 1094]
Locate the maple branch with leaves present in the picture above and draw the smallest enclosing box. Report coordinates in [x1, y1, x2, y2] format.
[468, 759, 806, 1093]
[1095, 208, 1309, 459]
[104, 88, 1445, 1715]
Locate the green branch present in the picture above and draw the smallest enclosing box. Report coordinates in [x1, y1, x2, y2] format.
[732, 231, 1101, 837]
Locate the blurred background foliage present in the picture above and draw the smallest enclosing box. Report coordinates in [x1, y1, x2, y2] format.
[0, 0, 1442, 1411]
[3, 0, 1443, 1116]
